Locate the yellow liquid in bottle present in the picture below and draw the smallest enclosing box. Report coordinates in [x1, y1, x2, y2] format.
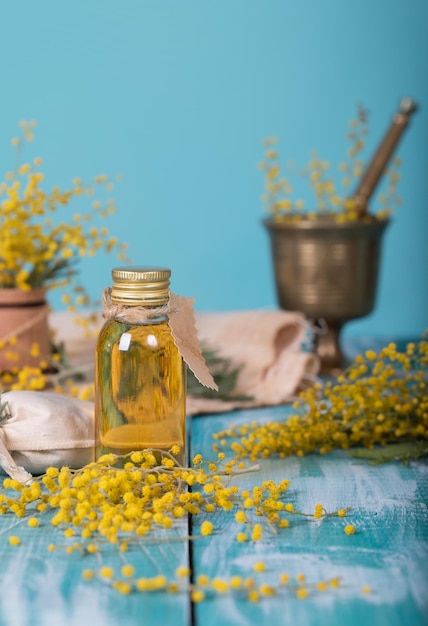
[95, 317, 186, 464]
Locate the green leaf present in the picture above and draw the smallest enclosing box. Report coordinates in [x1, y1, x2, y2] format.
[0, 391, 11, 426]
[347, 440, 428, 465]
[187, 348, 252, 402]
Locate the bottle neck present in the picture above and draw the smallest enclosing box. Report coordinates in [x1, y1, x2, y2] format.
[108, 296, 171, 326]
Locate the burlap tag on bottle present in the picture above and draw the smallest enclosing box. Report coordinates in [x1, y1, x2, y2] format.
[168, 293, 218, 391]
[102, 288, 218, 391]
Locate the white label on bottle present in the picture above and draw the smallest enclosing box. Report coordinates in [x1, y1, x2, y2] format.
[119, 332, 132, 351]
[147, 334, 158, 348]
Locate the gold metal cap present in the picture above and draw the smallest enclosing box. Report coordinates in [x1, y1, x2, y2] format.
[111, 266, 171, 306]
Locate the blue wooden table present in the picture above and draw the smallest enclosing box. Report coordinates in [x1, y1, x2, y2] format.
[1, 403, 427, 626]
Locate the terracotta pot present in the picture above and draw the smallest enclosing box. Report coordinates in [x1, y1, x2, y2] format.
[0, 287, 51, 372]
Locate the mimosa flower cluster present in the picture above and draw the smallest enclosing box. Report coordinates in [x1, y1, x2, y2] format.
[0, 336, 97, 394]
[0, 121, 131, 390]
[0, 121, 129, 300]
[80, 565, 346, 602]
[0, 449, 352, 542]
[213, 337, 428, 461]
[260, 104, 401, 222]
[0, 448, 356, 598]
[0, 361, 48, 392]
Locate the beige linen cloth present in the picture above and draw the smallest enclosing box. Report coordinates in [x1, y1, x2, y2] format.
[50, 309, 319, 416]
[186, 310, 319, 414]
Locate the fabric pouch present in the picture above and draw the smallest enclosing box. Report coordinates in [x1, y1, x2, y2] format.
[0, 390, 95, 484]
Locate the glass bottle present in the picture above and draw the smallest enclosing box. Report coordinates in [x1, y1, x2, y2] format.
[95, 266, 186, 465]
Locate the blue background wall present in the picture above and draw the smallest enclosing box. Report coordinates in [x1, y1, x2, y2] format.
[1, 0, 427, 339]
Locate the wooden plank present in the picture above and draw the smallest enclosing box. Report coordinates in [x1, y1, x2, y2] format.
[0, 478, 191, 626]
[189, 406, 428, 626]
[2, 401, 427, 626]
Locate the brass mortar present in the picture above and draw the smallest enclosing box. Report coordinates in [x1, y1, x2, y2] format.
[264, 216, 389, 374]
